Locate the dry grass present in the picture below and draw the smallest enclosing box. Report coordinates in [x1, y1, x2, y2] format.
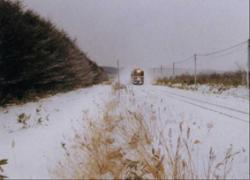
[111, 82, 127, 93]
[156, 70, 247, 88]
[17, 113, 31, 128]
[102, 79, 113, 85]
[54, 88, 239, 179]
[0, 159, 8, 180]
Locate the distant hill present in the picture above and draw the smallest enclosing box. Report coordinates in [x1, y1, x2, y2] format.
[102, 66, 118, 75]
[0, 0, 107, 105]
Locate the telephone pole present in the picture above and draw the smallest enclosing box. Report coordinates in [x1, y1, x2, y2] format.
[172, 62, 175, 77]
[194, 54, 197, 90]
[247, 39, 249, 88]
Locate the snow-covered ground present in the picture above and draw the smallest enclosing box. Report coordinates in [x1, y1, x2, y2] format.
[0, 85, 112, 179]
[165, 83, 249, 100]
[132, 85, 249, 178]
[0, 81, 249, 178]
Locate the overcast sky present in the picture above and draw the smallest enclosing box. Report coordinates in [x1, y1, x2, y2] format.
[22, 0, 249, 70]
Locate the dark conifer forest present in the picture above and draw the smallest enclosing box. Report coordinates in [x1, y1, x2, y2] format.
[0, 0, 107, 105]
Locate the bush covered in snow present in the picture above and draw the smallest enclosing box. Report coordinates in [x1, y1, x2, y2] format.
[0, 0, 107, 106]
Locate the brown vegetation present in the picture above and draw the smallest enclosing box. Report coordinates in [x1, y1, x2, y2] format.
[54, 87, 239, 179]
[156, 71, 247, 87]
[111, 82, 127, 93]
[0, 159, 7, 180]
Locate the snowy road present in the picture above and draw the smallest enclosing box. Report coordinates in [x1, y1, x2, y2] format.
[0, 84, 249, 179]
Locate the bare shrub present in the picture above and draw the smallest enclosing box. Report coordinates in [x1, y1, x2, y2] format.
[17, 113, 31, 128]
[111, 82, 127, 94]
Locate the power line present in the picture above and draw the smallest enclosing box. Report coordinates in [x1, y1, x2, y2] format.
[199, 44, 247, 60]
[196, 40, 248, 57]
[174, 55, 193, 64]
[164, 40, 248, 73]
[168, 39, 249, 88]
[171, 40, 248, 64]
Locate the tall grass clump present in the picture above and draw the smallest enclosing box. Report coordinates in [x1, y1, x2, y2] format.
[55, 88, 240, 179]
[0, 0, 107, 106]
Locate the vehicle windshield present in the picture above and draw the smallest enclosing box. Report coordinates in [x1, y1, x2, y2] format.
[133, 69, 144, 76]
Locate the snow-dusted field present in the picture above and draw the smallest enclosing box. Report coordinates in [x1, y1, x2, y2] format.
[0, 85, 112, 179]
[131, 85, 249, 178]
[0, 83, 249, 179]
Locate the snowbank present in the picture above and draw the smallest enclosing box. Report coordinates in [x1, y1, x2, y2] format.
[0, 85, 111, 179]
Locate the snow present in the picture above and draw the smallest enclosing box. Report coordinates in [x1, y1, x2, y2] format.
[169, 84, 249, 100]
[0, 85, 111, 179]
[130, 85, 249, 177]
[0, 81, 249, 179]
[220, 86, 249, 99]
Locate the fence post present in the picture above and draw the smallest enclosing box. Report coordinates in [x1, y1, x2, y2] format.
[247, 39, 250, 88]
[194, 54, 197, 90]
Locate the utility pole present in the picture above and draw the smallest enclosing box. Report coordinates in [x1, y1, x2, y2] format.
[194, 54, 197, 90]
[247, 39, 250, 88]
[117, 59, 120, 99]
[160, 65, 163, 77]
[173, 62, 175, 77]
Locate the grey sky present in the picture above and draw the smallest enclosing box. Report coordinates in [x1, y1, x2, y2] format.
[22, 0, 249, 70]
